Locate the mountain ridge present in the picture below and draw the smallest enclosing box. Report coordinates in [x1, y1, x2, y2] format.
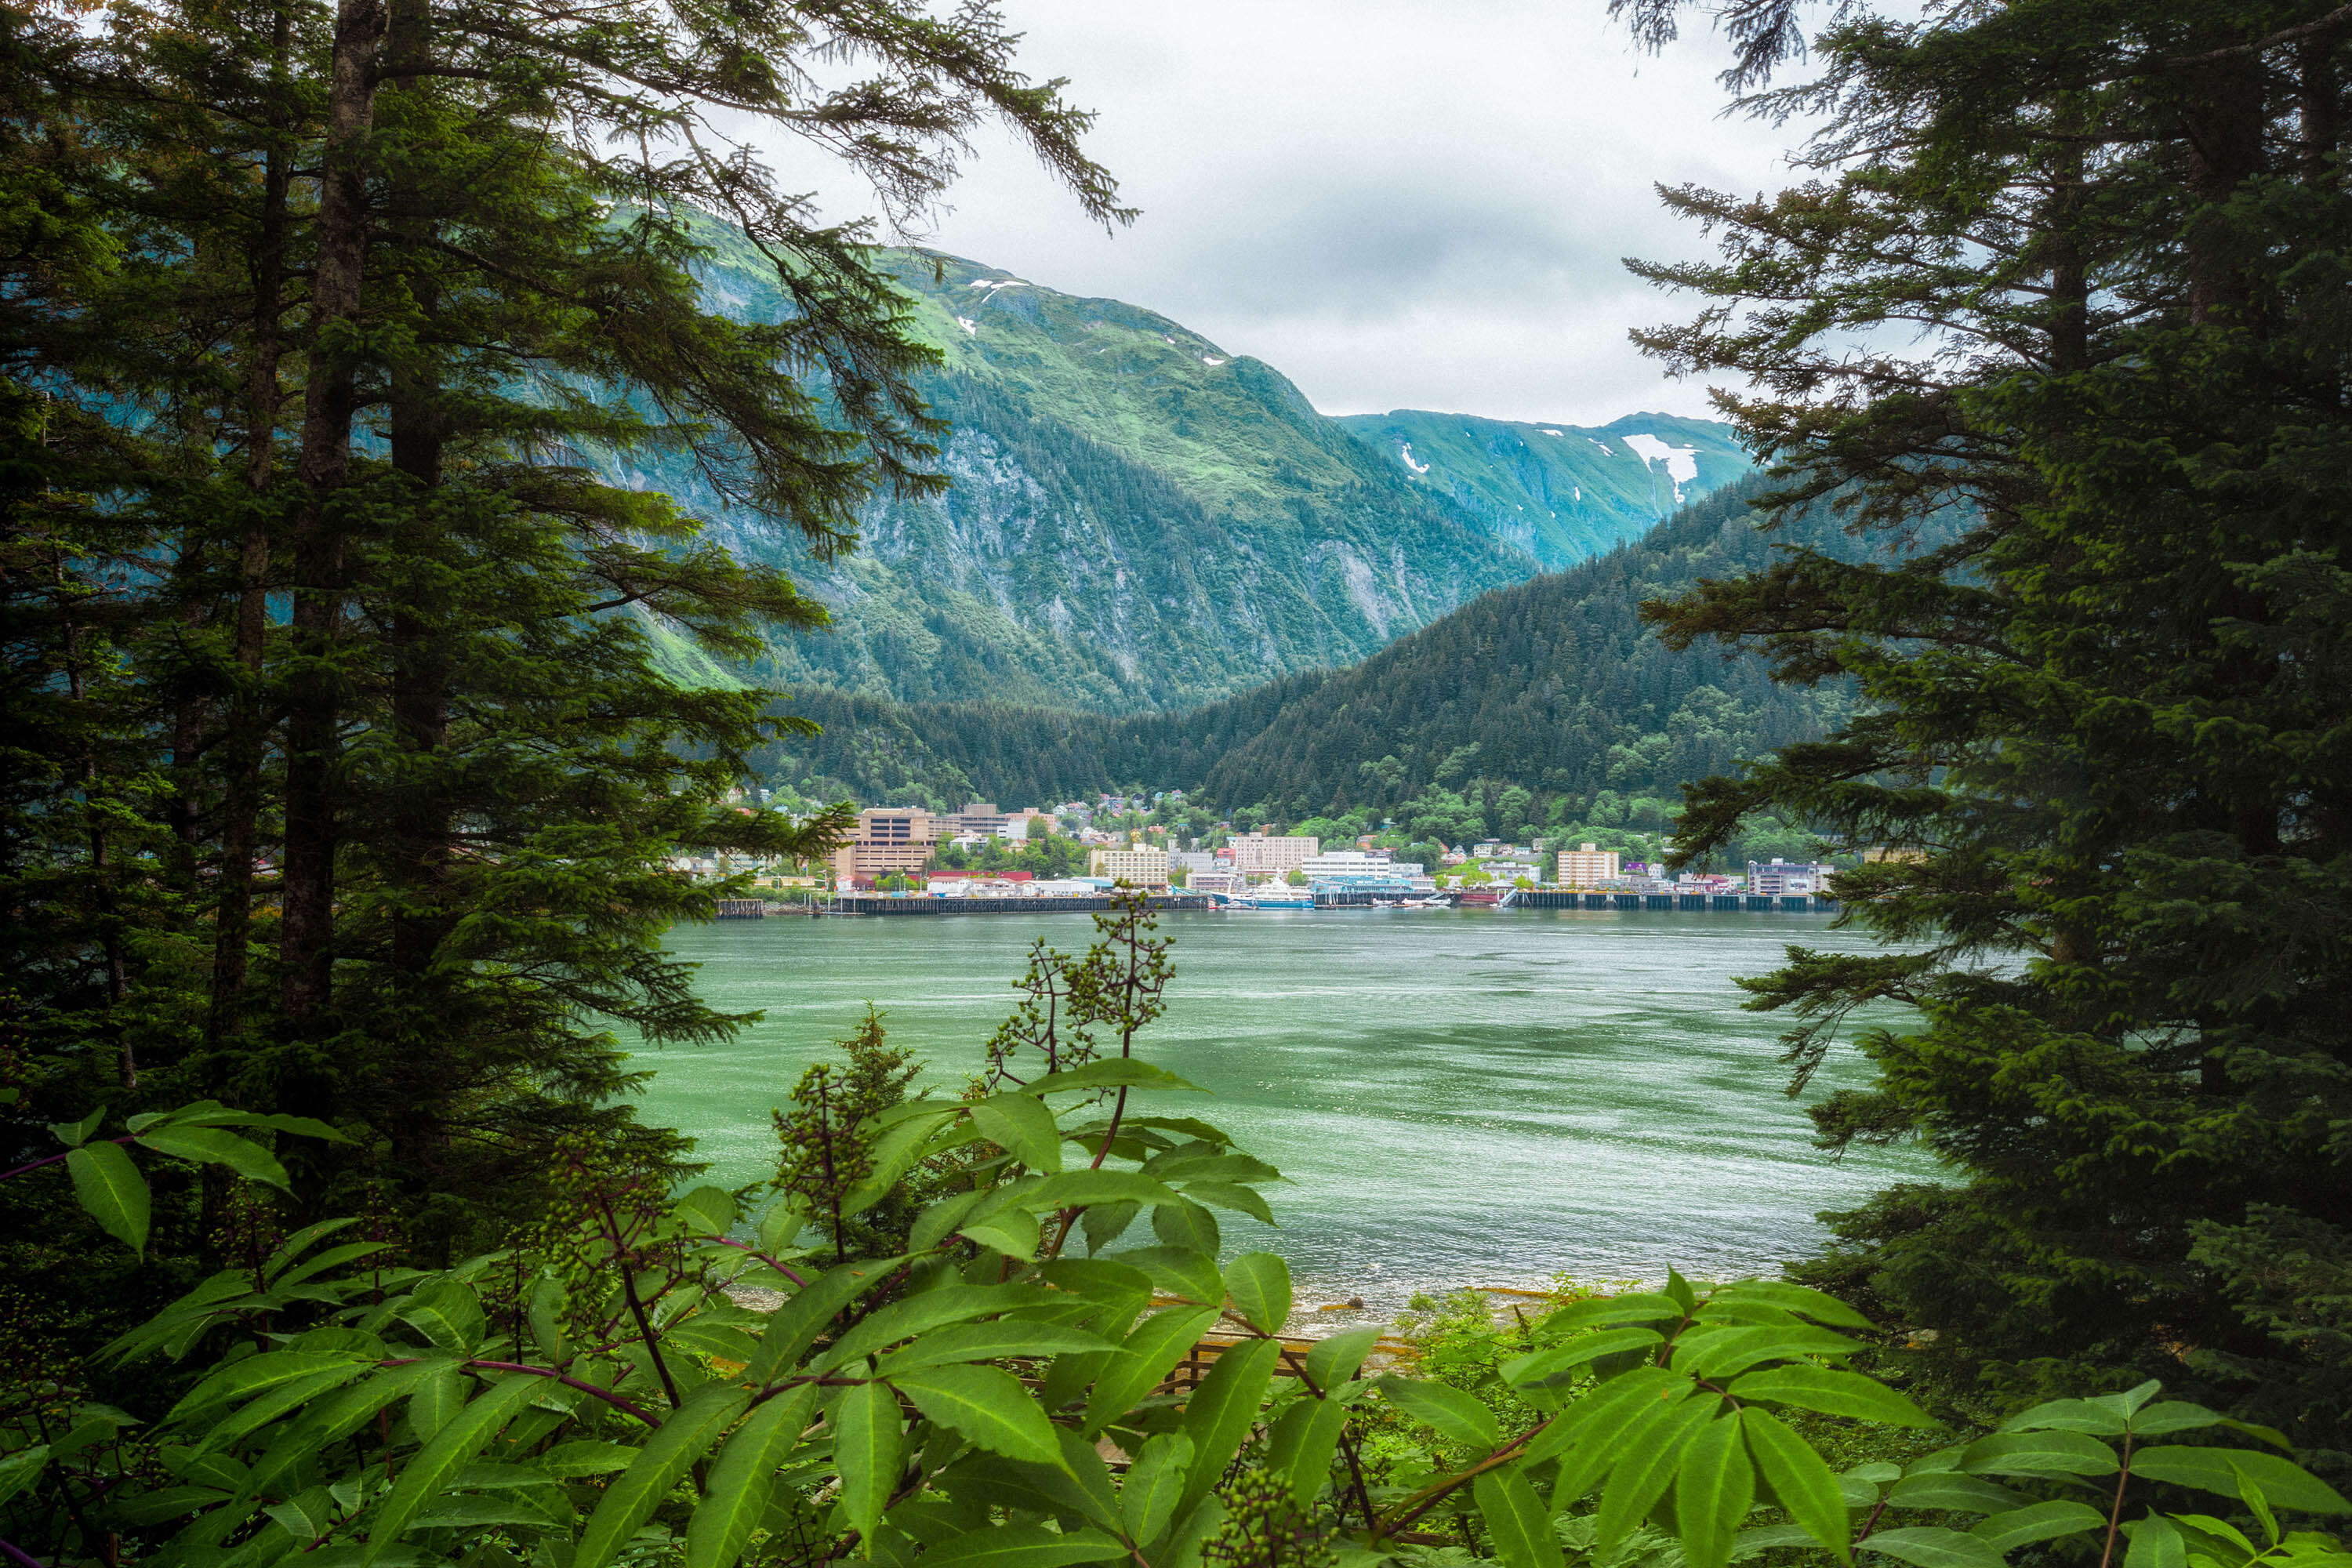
[638, 228, 1752, 713]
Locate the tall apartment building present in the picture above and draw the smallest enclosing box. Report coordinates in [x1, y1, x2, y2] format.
[1229, 832, 1318, 877]
[1088, 845, 1171, 887]
[1556, 842, 1621, 886]
[829, 808, 942, 885]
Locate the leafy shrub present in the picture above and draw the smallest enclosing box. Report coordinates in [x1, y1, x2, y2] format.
[4, 898, 2347, 1568]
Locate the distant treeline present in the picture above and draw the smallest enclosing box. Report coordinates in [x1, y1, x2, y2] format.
[754, 477, 1896, 822]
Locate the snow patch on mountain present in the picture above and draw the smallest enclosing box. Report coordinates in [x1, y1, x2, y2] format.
[1399, 442, 1430, 474]
[1621, 433, 1701, 500]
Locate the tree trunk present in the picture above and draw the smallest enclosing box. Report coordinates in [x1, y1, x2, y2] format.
[210, 0, 296, 1055]
[281, 0, 384, 1024]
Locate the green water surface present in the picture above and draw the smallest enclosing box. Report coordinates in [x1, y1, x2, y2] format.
[637, 908, 1935, 1313]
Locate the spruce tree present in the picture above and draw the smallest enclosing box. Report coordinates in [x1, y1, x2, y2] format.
[1629, 0, 2352, 1456]
[0, 0, 1127, 1284]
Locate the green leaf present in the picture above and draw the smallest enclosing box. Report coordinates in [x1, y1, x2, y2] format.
[132, 1125, 289, 1189]
[673, 1185, 738, 1236]
[1886, 1473, 2029, 1515]
[2001, 1397, 2130, 1437]
[970, 1094, 1065, 1174]
[1087, 1306, 1222, 1436]
[916, 1524, 1127, 1568]
[1742, 1407, 1849, 1562]
[1678, 1325, 1862, 1378]
[1477, 1467, 1566, 1568]
[1178, 1337, 1283, 1519]
[1860, 1527, 2010, 1568]
[1179, 1181, 1276, 1226]
[408, 1363, 469, 1443]
[1021, 1060, 1203, 1096]
[1152, 1200, 1220, 1254]
[687, 1384, 817, 1568]
[1595, 1395, 1716, 1553]
[910, 1190, 988, 1253]
[0, 1446, 49, 1510]
[746, 1259, 904, 1381]
[1223, 1254, 1291, 1335]
[171, 1349, 374, 1421]
[49, 1109, 102, 1148]
[1677, 1414, 1757, 1568]
[1119, 1245, 1225, 1306]
[1374, 1375, 1499, 1451]
[961, 1209, 1044, 1261]
[1263, 1392, 1349, 1504]
[1304, 1327, 1382, 1390]
[1501, 1329, 1664, 1389]
[67, 1142, 149, 1254]
[1733, 1524, 1824, 1562]
[1954, 1430, 2120, 1478]
[1706, 1281, 1875, 1329]
[1665, 1270, 1699, 1316]
[1544, 1294, 1686, 1331]
[2128, 1448, 2350, 1514]
[891, 1363, 1065, 1468]
[2129, 1403, 2229, 1438]
[362, 1374, 546, 1564]
[1123, 1432, 1194, 1547]
[2234, 1461, 2279, 1546]
[1024, 1170, 1179, 1210]
[1082, 1200, 1142, 1254]
[1728, 1366, 1937, 1428]
[1531, 1366, 1680, 1484]
[840, 1111, 960, 1218]
[882, 1321, 1119, 1374]
[2127, 1517, 2189, 1568]
[539, 1440, 640, 1477]
[830, 1381, 902, 1553]
[1970, 1501, 2108, 1553]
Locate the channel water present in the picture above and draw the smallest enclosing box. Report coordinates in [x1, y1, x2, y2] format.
[636, 908, 1939, 1318]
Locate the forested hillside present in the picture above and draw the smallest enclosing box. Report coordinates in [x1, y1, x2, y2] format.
[754, 477, 1890, 835]
[641, 233, 1747, 711]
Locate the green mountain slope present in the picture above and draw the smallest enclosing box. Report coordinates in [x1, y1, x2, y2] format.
[1334, 409, 1755, 568]
[753, 477, 1907, 824]
[637, 229, 1749, 712]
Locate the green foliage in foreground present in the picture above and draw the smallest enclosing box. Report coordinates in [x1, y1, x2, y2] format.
[6, 901, 2350, 1568]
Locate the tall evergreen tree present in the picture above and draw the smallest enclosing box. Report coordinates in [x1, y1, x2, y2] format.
[0, 0, 1125, 1281]
[1628, 0, 2352, 1457]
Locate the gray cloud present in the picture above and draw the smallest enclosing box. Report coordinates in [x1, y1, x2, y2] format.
[760, 1, 1813, 426]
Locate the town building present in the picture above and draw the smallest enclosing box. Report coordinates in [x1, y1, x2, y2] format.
[1301, 851, 1425, 884]
[938, 802, 1004, 837]
[829, 808, 942, 885]
[1748, 859, 1838, 896]
[1229, 832, 1318, 877]
[1088, 844, 1172, 887]
[1557, 842, 1622, 886]
[1187, 869, 1245, 896]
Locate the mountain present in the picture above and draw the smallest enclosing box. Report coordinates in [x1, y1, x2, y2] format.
[1333, 409, 1755, 569]
[750, 476, 1907, 829]
[634, 228, 1749, 712]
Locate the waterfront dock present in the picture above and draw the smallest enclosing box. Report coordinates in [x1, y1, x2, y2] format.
[1503, 890, 1838, 913]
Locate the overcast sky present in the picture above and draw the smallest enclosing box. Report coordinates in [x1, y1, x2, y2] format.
[766, 2, 1813, 427]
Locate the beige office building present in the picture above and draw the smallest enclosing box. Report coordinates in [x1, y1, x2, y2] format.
[1556, 842, 1622, 886]
[830, 808, 942, 884]
[1229, 832, 1318, 877]
[1088, 845, 1172, 887]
